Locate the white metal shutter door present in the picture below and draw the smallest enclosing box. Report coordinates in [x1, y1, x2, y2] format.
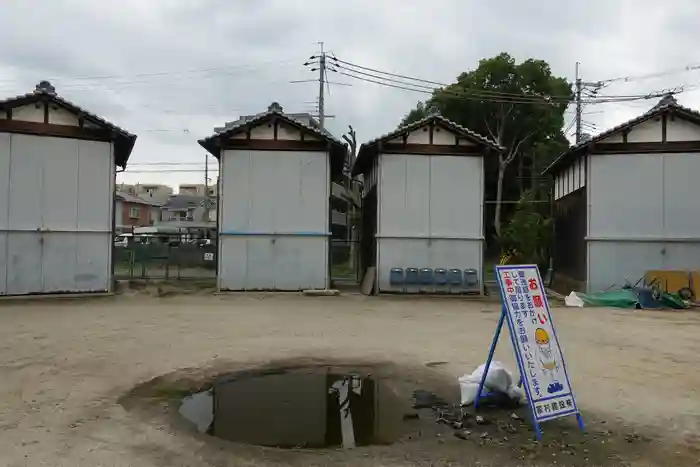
[73, 140, 113, 292]
[6, 134, 44, 295]
[0, 134, 10, 295]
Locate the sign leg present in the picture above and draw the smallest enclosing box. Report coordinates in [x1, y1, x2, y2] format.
[534, 423, 543, 441]
[576, 413, 585, 431]
[473, 308, 506, 410]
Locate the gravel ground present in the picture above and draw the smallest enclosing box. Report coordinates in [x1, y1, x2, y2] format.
[1, 292, 699, 466]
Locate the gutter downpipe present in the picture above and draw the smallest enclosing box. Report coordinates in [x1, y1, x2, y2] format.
[546, 173, 555, 288]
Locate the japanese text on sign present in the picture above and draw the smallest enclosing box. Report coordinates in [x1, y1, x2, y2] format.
[496, 265, 579, 422]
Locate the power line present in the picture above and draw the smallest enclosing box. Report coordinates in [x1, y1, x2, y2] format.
[332, 67, 675, 106]
[332, 57, 679, 102]
[326, 56, 683, 107]
[0, 59, 298, 86]
[127, 162, 210, 166]
[120, 169, 219, 173]
[597, 63, 700, 85]
[331, 57, 568, 101]
[0, 72, 307, 95]
[333, 69, 566, 105]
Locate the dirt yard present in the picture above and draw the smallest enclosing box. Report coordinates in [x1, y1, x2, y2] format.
[1, 292, 699, 466]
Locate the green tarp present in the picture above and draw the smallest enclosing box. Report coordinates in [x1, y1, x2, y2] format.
[576, 289, 640, 308]
[575, 289, 688, 309]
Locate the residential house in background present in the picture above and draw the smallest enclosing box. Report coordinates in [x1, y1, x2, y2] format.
[118, 182, 173, 203]
[160, 193, 216, 226]
[115, 191, 162, 233]
[179, 183, 217, 196]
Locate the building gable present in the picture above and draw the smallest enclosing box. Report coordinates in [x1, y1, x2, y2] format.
[385, 122, 478, 147]
[200, 103, 343, 155]
[353, 115, 500, 178]
[0, 81, 136, 167]
[544, 95, 700, 177]
[199, 102, 347, 178]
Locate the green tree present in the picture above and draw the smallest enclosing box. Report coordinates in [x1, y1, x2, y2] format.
[399, 53, 571, 236]
[499, 190, 552, 268]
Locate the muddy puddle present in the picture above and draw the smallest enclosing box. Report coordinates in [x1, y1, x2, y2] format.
[178, 369, 405, 449]
[121, 359, 686, 466]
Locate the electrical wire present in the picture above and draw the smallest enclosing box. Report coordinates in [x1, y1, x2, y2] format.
[332, 68, 674, 106]
[120, 169, 219, 173]
[330, 57, 678, 103]
[331, 69, 568, 105]
[323, 57, 684, 106]
[126, 162, 211, 166]
[0, 59, 298, 86]
[597, 63, 700, 85]
[330, 58, 569, 101]
[330, 63, 558, 104]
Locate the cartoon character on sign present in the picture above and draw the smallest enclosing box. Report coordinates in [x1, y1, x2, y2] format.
[534, 328, 564, 394]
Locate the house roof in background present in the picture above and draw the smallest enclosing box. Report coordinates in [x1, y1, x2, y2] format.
[161, 194, 215, 210]
[0, 81, 137, 168]
[115, 191, 162, 206]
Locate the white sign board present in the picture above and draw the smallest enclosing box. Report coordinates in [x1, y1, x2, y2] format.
[495, 265, 579, 422]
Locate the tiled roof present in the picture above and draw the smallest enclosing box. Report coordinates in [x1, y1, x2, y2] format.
[363, 114, 501, 151]
[161, 194, 215, 210]
[352, 114, 502, 176]
[0, 83, 136, 168]
[543, 94, 700, 175]
[199, 103, 344, 156]
[115, 191, 161, 206]
[216, 112, 337, 140]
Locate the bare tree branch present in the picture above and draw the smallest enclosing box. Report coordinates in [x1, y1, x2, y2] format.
[502, 104, 514, 122]
[484, 118, 498, 142]
[503, 132, 534, 166]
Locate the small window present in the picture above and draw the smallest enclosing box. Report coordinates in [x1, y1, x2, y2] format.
[129, 206, 141, 219]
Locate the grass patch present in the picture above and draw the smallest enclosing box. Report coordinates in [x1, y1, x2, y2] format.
[331, 262, 356, 279]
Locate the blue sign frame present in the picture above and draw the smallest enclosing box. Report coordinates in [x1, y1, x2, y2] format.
[474, 264, 584, 440]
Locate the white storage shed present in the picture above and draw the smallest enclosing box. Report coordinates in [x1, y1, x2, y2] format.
[0, 81, 136, 296]
[544, 94, 700, 292]
[352, 114, 502, 294]
[199, 103, 346, 291]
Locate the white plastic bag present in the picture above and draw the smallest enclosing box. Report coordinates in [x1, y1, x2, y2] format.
[565, 291, 585, 307]
[458, 361, 525, 406]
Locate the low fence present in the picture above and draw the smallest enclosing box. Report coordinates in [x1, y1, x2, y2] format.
[116, 236, 360, 283]
[114, 236, 217, 280]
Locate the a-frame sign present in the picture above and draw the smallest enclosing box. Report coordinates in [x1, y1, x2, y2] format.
[474, 265, 584, 440]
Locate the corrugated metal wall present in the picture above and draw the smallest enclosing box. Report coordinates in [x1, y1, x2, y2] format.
[0, 133, 113, 295]
[587, 152, 700, 291]
[376, 154, 483, 292]
[218, 149, 329, 291]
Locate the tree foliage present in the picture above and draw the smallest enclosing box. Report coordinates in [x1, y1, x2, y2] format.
[499, 190, 552, 268]
[399, 53, 572, 237]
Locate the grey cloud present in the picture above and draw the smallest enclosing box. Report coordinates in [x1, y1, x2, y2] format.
[1, 0, 699, 188]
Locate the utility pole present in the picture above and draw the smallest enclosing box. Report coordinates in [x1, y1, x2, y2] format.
[575, 62, 583, 144]
[318, 41, 326, 129]
[203, 153, 209, 222]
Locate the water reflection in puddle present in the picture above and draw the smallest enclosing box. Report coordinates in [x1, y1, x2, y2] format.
[179, 370, 405, 449]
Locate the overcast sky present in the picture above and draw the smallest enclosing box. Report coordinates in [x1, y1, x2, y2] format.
[2, 0, 699, 190]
